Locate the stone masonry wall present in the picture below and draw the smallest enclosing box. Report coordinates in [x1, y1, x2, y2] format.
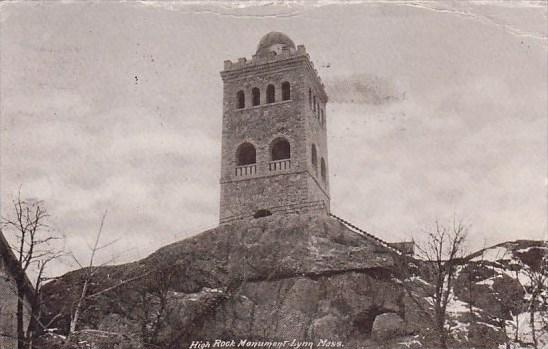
[304, 71, 329, 192]
[219, 51, 330, 222]
[220, 172, 310, 220]
[0, 254, 30, 348]
[0, 255, 17, 348]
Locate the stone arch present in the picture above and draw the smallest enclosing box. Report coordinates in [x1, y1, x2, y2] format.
[236, 142, 256, 165]
[281, 81, 291, 101]
[236, 90, 245, 109]
[321, 157, 327, 183]
[252, 87, 260, 106]
[311, 144, 318, 174]
[271, 137, 291, 161]
[352, 308, 387, 337]
[266, 84, 275, 104]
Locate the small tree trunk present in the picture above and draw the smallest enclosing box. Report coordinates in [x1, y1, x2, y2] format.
[498, 319, 511, 349]
[530, 302, 537, 349]
[25, 291, 39, 349]
[16, 279, 26, 349]
[69, 279, 89, 335]
[514, 312, 519, 342]
[436, 315, 448, 349]
[514, 269, 520, 342]
[440, 329, 448, 349]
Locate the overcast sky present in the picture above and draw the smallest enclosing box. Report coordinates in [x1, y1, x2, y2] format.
[1, 1, 546, 276]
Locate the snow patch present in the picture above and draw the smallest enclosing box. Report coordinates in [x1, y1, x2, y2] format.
[472, 246, 512, 262]
[398, 336, 423, 348]
[516, 246, 548, 253]
[477, 277, 495, 286]
[447, 299, 472, 314]
[504, 311, 548, 349]
[407, 276, 430, 285]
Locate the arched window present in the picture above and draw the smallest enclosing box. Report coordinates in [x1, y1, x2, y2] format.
[266, 84, 275, 104]
[252, 87, 260, 106]
[236, 142, 256, 165]
[320, 108, 324, 125]
[237, 90, 245, 109]
[271, 137, 290, 160]
[308, 88, 312, 108]
[281, 82, 290, 101]
[311, 144, 318, 173]
[316, 103, 320, 119]
[321, 158, 327, 183]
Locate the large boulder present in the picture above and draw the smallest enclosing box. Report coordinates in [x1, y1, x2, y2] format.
[41, 213, 410, 347]
[371, 313, 406, 341]
[39, 213, 534, 349]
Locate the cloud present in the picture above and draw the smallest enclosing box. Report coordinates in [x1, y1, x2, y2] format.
[1, 1, 545, 277]
[328, 74, 546, 246]
[325, 74, 405, 105]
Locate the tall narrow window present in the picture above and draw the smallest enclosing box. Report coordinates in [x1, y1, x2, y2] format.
[236, 142, 256, 165]
[308, 88, 312, 108]
[311, 144, 318, 174]
[252, 87, 260, 106]
[281, 81, 290, 101]
[321, 158, 327, 183]
[316, 103, 320, 119]
[266, 84, 275, 104]
[271, 137, 291, 160]
[237, 90, 245, 109]
[320, 109, 324, 126]
[313, 96, 316, 112]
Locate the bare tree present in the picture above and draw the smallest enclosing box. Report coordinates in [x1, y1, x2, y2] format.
[1, 191, 63, 349]
[520, 246, 548, 349]
[66, 210, 118, 341]
[136, 266, 178, 348]
[414, 218, 469, 349]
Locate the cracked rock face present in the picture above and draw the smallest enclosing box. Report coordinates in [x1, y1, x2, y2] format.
[197, 271, 404, 342]
[41, 213, 412, 348]
[144, 211, 399, 288]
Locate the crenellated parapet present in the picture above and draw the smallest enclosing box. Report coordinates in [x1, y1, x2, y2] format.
[223, 44, 307, 70]
[221, 44, 327, 102]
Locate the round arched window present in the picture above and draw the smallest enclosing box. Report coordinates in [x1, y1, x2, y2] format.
[320, 158, 327, 183]
[236, 142, 256, 165]
[237, 90, 245, 109]
[266, 84, 275, 103]
[281, 81, 291, 101]
[271, 138, 290, 160]
[311, 144, 318, 174]
[252, 87, 260, 106]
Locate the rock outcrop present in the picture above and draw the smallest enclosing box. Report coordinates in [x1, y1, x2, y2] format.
[41, 213, 416, 348]
[38, 213, 546, 349]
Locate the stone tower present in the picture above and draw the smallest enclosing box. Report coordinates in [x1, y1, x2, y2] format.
[219, 32, 330, 224]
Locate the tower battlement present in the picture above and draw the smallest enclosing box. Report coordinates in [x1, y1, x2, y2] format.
[219, 32, 331, 224]
[221, 47, 327, 102]
[223, 44, 307, 70]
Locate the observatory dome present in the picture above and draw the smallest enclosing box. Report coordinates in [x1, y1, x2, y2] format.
[256, 32, 296, 56]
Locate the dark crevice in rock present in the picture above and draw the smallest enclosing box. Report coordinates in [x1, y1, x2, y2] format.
[352, 307, 387, 336]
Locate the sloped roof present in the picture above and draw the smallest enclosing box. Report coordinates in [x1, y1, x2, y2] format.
[0, 230, 35, 300]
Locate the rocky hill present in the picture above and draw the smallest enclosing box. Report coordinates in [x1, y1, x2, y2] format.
[456, 240, 548, 348]
[37, 213, 546, 349]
